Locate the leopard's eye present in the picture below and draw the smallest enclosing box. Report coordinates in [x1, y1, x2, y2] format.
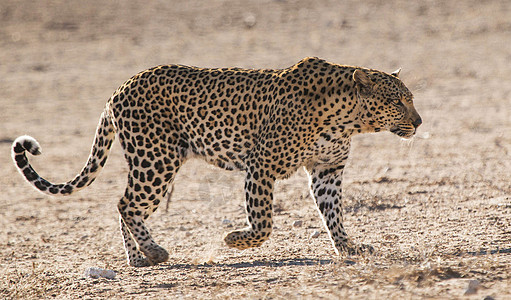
[391, 98, 402, 106]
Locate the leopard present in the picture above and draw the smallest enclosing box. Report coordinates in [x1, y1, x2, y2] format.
[12, 57, 422, 267]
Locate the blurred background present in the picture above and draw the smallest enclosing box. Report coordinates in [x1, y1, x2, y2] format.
[1, 0, 509, 86]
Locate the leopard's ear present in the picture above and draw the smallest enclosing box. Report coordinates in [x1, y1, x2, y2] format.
[391, 68, 401, 78]
[353, 69, 373, 96]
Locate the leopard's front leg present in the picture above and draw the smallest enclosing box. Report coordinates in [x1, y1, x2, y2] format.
[225, 158, 275, 250]
[305, 163, 374, 256]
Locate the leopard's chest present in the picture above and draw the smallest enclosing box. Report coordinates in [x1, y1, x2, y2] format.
[309, 133, 352, 165]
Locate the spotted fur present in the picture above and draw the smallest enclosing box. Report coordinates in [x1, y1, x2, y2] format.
[12, 57, 421, 267]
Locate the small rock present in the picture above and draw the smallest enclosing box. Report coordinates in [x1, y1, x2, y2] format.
[464, 279, 480, 295]
[483, 296, 495, 300]
[310, 231, 320, 238]
[185, 231, 192, 237]
[292, 220, 303, 227]
[222, 219, 231, 225]
[84, 267, 116, 280]
[243, 13, 256, 28]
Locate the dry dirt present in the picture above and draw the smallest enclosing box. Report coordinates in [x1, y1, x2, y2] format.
[1, 0, 510, 299]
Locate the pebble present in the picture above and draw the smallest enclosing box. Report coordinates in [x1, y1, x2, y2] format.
[292, 220, 303, 227]
[464, 279, 480, 295]
[243, 13, 257, 28]
[310, 230, 320, 238]
[84, 267, 116, 280]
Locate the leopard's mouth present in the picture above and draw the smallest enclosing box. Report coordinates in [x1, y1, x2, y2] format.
[389, 125, 416, 139]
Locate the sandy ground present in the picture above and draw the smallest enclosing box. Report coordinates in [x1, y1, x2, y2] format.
[1, 0, 510, 298]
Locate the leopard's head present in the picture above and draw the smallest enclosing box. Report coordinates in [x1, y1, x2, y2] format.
[353, 68, 421, 138]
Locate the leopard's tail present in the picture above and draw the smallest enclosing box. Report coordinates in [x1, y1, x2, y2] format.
[11, 109, 116, 196]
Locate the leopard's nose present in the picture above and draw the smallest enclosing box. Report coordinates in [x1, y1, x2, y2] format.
[412, 116, 422, 129]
